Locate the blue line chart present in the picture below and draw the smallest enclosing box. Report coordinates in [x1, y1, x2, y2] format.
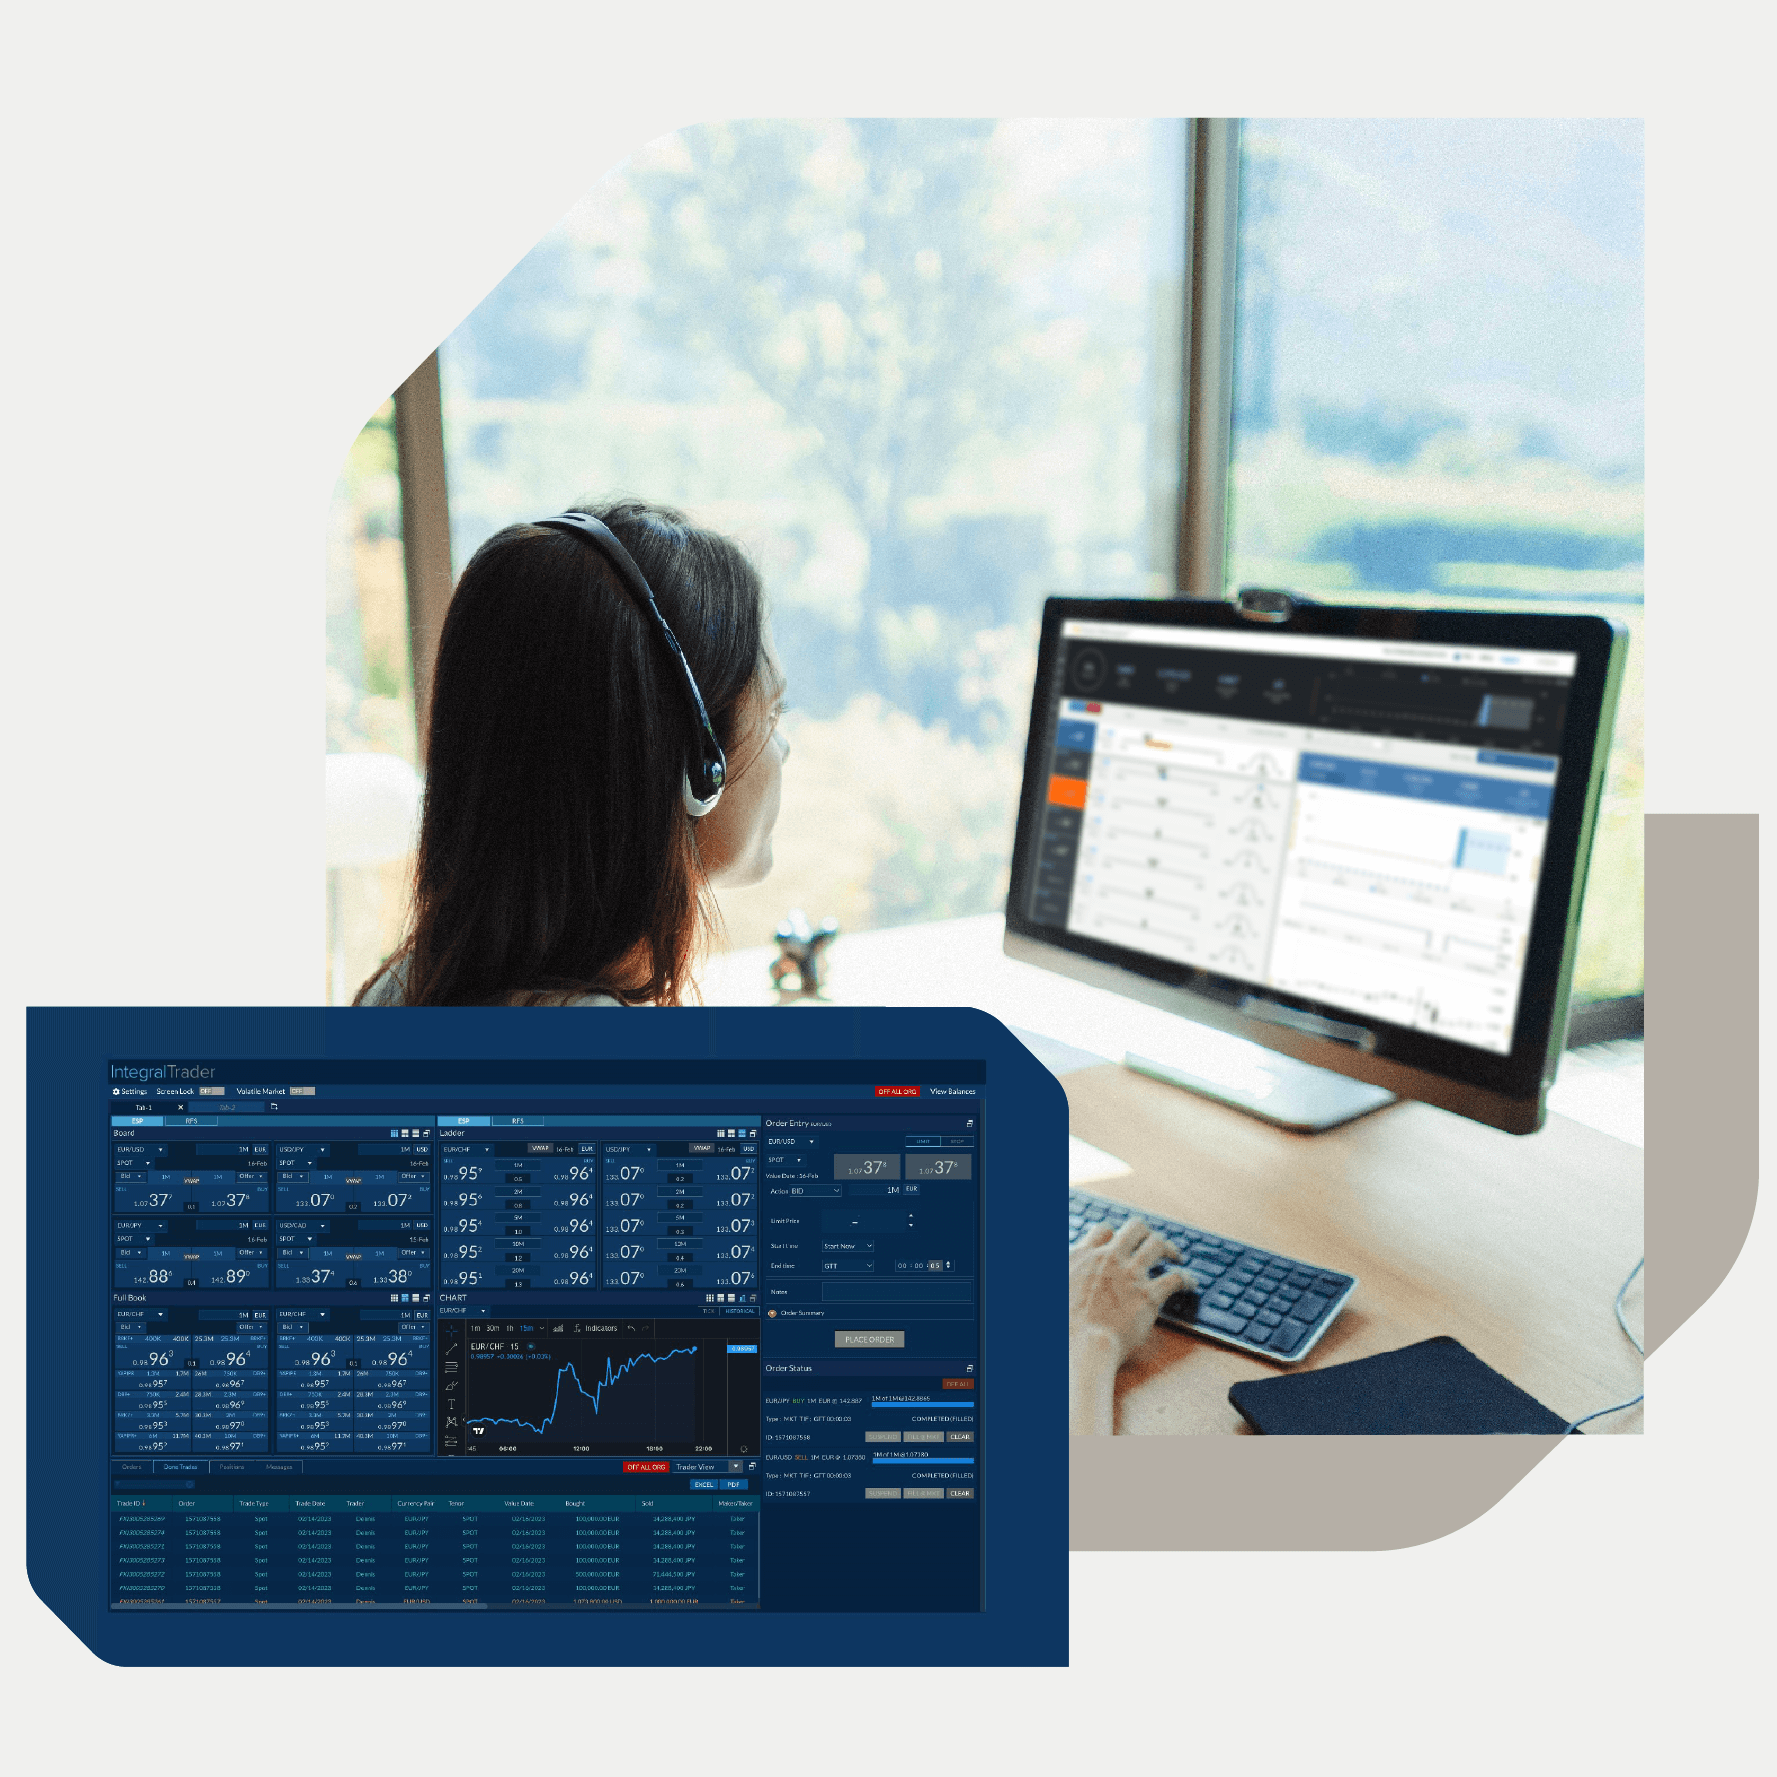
[467, 1347, 699, 1436]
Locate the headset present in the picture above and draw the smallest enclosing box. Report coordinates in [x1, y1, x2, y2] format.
[535, 511, 728, 818]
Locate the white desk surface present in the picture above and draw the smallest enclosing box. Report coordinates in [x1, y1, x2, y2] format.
[697, 913, 1645, 1435]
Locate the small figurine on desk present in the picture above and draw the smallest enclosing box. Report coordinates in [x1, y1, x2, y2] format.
[769, 909, 839, 1002]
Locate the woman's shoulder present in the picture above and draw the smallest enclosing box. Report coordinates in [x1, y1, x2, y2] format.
[504, 985, 626, 1007]
[358, 961, 407, 1005]
[357, 962, 623, 1008]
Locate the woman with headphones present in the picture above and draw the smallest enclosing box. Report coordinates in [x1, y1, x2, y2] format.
[361, 495, 1192, 1430]
[357, 499, 788, 1007]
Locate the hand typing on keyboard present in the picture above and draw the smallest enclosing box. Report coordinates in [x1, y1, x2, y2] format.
[1069, 1219, 1201, 1435]
[1070, 1189, 1357, 1374]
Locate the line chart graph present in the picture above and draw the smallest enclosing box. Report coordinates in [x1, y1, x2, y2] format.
[457, 1324, 725, 1453]
[467, 1347, 698, 1437]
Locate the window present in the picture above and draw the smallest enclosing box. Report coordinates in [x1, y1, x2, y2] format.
[434, 118, 1186, 952]
[324, 117, 1642, 1023]
[1225, 119, 1643, 1005]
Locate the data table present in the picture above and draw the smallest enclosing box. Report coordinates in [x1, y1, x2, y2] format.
[109, 1492, 759, 1607]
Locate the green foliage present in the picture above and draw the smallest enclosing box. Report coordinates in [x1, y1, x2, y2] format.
[346, 400, 398, 484]
[364, 644, 404, 702]
[633, 122, 1041, 526]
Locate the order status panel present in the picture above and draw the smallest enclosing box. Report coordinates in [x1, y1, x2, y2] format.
[103, 1075, 983, 1612]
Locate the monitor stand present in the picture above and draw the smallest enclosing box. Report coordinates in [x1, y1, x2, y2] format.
[1123, 1024, 1396, 1133]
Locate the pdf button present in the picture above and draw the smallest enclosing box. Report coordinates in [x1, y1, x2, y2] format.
[835, 1330, 906, 1349]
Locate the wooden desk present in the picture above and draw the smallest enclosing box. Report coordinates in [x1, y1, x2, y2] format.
[1063, 1060, 1645, 1434]
[699, 914, 1646, 1435]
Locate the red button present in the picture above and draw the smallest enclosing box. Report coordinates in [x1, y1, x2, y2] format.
[874, 1085, 919, 1098]
[623, 1460, 670, 1472]
[941, 1377, 975, 1390]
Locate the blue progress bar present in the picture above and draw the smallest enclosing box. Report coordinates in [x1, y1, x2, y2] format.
[872, 1401, 974, 1408]
[872, 1456, 974, 1464]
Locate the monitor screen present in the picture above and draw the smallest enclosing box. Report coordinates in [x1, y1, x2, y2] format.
[1007, 600, 1626, 1131]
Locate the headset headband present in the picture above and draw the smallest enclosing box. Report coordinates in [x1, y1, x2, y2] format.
[536, 511, 728, 818]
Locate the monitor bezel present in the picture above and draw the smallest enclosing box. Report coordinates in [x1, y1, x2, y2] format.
[1004, 597, 1629, 1133]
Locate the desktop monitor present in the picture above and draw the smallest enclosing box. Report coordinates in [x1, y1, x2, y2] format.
[1004, 597, 1627, 1135]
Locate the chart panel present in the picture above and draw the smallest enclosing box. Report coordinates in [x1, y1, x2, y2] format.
[441, 1317, 759, 1457]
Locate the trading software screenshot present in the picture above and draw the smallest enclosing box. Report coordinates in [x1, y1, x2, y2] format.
[1027, 621, 1578, 1054]
[95, 1055, 987, 1614]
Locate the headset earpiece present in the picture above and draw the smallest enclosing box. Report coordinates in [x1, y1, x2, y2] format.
[682, 770, 723, 820]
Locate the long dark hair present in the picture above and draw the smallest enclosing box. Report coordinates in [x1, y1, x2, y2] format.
[360, 500, 766, 1005]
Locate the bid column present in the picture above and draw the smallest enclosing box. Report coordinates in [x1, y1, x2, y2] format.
[276, 1315, 355, 1453]
[190, 1315, 270, 1453]
[113, 1317, 191, 1454]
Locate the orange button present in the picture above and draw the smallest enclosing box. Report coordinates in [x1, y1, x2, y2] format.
[1047, 774, 1088, 810]
[941, 1377, 975, 1390]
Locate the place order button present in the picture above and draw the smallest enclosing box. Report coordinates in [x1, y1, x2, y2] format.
[835, 1330, 906, 1348]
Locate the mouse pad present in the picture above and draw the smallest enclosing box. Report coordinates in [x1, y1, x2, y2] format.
[1228, 1336, 1571, 1434]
